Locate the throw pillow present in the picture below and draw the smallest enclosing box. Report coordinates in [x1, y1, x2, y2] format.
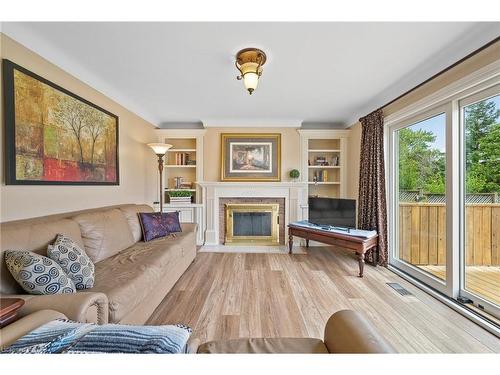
[162, 212, 182, 233]
[4, 250, 76, 295]
[138, 212, 167, 242]
[47, 234, 95, 290]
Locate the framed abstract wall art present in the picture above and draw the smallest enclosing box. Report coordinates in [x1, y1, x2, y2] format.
[221, 133, 281, 181]
[3, 59, 119, 185]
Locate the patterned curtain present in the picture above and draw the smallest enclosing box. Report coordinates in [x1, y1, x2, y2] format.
[358, 109, 388, 266]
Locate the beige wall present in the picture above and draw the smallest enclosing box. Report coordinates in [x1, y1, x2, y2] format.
[0, 34, 159, 222]
[202, 127, 302, 182]
[346, 122, 361, 199]
[347, 40, 500, 198]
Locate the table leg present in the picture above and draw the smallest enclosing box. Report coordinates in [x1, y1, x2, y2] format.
[305, 239, 309, 248]
[357, 252, 365, 278]
[288, 234, 293, 254]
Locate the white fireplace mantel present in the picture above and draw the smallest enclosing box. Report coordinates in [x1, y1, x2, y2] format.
[198, 181, 308, 245]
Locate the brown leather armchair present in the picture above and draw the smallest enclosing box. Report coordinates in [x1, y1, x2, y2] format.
[197, 310, 395, 354]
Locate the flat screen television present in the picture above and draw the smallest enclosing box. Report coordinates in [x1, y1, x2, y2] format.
[308, 197, 356, 228]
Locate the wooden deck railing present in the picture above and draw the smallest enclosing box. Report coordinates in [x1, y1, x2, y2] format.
[398, 203, 500, 266]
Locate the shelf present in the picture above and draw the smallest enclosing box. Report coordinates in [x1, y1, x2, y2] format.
[163, 203, 203, 208]
[308, 149, 341, 153]
[167, 149, 196, 152]
[308, 166, 340, 169]
[165, 165, 196, 168]
[308, 182, 340, 185]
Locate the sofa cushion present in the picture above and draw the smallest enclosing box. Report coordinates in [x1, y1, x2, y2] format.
[138, 212, 167, 242]
[119, 205, 154, 242]
[197, 338, 329, 354]
[47, 234, 95, 290]
[91, 225, 196, 323]
[72, 209, 135, 263]
[4, 250, 76, 295]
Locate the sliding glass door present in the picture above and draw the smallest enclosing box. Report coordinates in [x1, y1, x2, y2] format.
[390, 106, 450, 294]
[388, 78, 500, 320]
[460, 86, 500, 317]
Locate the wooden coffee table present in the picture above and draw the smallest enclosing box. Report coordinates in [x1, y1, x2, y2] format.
[0, 298, 25, 328]
[288, 224, 378, 277]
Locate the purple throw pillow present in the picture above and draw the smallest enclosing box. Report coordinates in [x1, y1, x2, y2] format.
[162, 212, 182, 233]
[138, 212, 167, 242]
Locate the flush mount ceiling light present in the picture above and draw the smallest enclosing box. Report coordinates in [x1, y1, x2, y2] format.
[235, 47, 267, 95]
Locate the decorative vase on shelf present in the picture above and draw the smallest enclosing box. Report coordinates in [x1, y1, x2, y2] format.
[153, 201, 160, 212]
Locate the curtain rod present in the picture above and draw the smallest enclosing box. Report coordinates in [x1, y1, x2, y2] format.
[372, 36, 500, 115]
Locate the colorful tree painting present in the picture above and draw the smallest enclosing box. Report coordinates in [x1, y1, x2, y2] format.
[4, 61, 118, 185]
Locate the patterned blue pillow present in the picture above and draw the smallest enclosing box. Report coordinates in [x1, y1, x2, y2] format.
[162, 212, 182, 234]
[4, 250, 76, 295]
[138, 212, 167, 242]
[48, 234, 95, 290]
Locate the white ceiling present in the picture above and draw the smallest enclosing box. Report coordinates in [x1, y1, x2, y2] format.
[2, 22, 499, 128]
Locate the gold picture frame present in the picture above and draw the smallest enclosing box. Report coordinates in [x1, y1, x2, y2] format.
[221, 133, 281, 182]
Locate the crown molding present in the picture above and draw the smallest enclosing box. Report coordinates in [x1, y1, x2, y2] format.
[296, 129, 351, 137]
[155, 128, 207, 138]
[203, 119, 302, 128]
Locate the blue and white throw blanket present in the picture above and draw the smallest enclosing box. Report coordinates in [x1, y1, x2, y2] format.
[2, 319, 192, 354]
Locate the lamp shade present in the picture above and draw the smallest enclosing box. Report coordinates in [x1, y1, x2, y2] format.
[243, 72, 259, 92]
[147, 143, 173, 155]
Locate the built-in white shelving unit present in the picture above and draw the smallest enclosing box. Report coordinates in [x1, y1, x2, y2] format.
[307, 149, 341, 153]
[164, 165, 197, 168]
[155, 129, 206, 245]
[298, 129, 350, 200]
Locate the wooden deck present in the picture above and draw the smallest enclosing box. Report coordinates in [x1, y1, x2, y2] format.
[420, 265, 500, 306]
[148, 247, 500, 353]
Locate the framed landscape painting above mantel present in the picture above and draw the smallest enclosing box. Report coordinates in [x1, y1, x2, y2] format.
[221, 133, 281, 182]
[3, 59, 119, 185]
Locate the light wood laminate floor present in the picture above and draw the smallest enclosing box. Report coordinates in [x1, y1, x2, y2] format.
[147, 247, 500, 353]
[420, 265, 500, 306]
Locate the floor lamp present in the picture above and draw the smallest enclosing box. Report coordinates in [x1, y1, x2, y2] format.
[147, 143, 173, 213]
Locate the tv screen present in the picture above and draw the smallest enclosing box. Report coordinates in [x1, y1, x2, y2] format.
[308, 197, 356, 228]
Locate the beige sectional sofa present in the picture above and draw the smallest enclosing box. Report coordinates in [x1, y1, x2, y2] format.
[0, 204, 197, 325]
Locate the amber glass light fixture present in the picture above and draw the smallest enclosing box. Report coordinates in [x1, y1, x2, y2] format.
[235, 48, 267, 95]
[147, 143, 173, 212]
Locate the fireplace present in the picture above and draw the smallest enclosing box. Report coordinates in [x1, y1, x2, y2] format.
[198, 182, 308, 246]
[225, 203, 280, 245]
